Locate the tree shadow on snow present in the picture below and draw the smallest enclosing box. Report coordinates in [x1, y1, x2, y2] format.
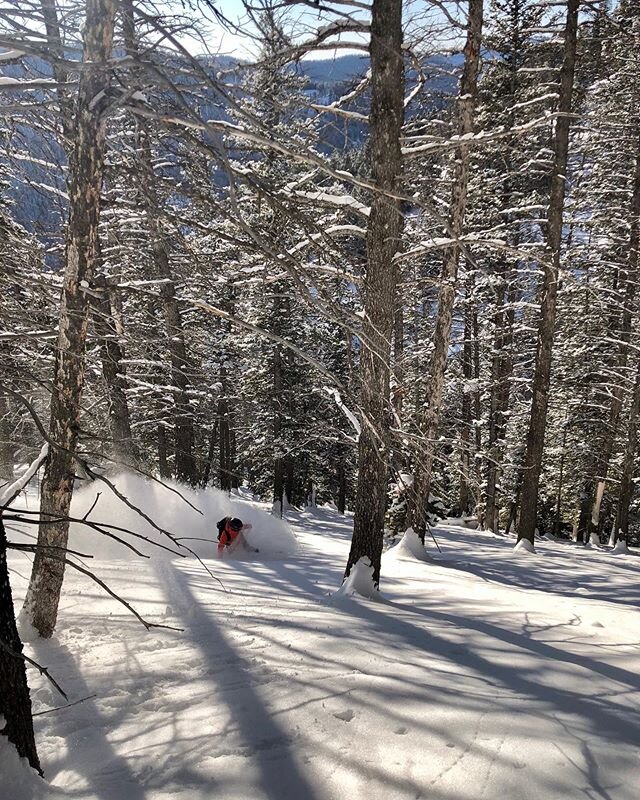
[428, 526, 640, 609]
[155, 560, 325, 800]
[359, 596, 640, 747]
[28, 639, 149, 800]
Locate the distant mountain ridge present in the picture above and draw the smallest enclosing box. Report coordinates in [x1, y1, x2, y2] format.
[297, 52, 463, 87]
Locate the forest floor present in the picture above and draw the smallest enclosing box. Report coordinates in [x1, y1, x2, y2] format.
[5, 478, 640, 800]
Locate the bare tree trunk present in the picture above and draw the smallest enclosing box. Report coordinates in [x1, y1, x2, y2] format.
[589, 138, 640, 534]
[122, 0, 197, 485]
[200, 417, 218, 488]
[0, 517, 41, 774]
[337, 459, 347, 514]
[459, 293, 473, 515]
[459, 278, 482, 517]
[285, 457, 295, 508]
[218, 396, 232, 492]
[22, 0, 116, 638]
[156, 241, 197, 485]
[517, 0, 580, 544]
[0, 388, 13, 483]
[554, 419, 569, 536]
[272, 345, 284, 515]
[230, 426, 238, 489]
[412, 0, 483, 543]
[485, 270, 515, 532]
[39, 0, 73, 139]
[157, 425, 170, 478]
[344, 0, 404, 586]
[92, 274, 139, 468]
[615, 356, 640, 542]
[505, 471, 523, 537]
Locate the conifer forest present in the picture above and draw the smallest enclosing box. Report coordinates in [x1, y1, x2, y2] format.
[1, 1, 640, 791]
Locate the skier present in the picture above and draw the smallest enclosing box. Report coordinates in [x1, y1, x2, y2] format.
[216, 516, 258, 558]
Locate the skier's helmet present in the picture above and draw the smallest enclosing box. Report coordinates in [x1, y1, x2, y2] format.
[229, 518, 243, 531]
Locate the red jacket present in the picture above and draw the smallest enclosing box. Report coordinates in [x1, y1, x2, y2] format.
[217, 519, 241, 556]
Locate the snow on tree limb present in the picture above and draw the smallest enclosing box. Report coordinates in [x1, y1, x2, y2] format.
[0, 444, 48, 507]
[323, 387, 361, 440]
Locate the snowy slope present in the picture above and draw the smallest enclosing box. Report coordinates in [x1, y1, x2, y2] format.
[6, 482, 640, 800]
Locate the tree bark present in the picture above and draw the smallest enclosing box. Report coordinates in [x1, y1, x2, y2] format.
[0, 388, 13, 483]
[554, 419, 569, 536]
[337, 459, 347, 514]
[344, 0, 404, 586]
[517, 0, 580, 544]
[272, 345, 284, 515]
[39, 0, 73, 139]
[22, 0, 117, 638]
[157, 424, 170, 478]
[588, 137, 640, 534]
[155, 240, 197, 485]
[218, 395, 232, 492]
[92, 274, 139, 468]
[459, 294, 473, 516]
[459, 279, 482, 517]
[411, 0, 483, 542]
[615, 356, 640, 542]
[122, 0, 197, 485]
[0, 517, 41, 774]
[485, 271, 515, 532]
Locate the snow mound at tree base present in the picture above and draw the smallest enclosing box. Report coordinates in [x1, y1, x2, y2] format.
[68, 472, 297, 560]
[386, 528, 430, 562]
[612, 540, 629, 555]
[513, 538, 536, 554]
[0, 731, 47, 800]
[333, 557, 385, 602]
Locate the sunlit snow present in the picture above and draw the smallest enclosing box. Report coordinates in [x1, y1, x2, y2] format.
[6, 477, 640, 800]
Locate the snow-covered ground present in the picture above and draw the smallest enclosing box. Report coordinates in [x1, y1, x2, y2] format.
[5, 477, 640, 799]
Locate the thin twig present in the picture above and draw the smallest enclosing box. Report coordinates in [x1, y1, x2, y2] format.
[32, 693, 97, 717]
[0, 637, 67, 699]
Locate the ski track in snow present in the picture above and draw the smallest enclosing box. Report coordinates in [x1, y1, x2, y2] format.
[7, 496, 640, 800]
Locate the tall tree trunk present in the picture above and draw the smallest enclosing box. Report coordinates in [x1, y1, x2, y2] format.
[588, 137, 640, 534]
[615, 356, 640, 542]
[392, 300, 405, 475]
[157, 424, 170, 478]
[21, 0, 117, 639]
[554, 419, 569, 536]
[459, 276, 482, 517]
[411, 0, 483, 543]
[0, 517, 41, 774]
[0, 388, 13, 483]
[517, 0, 580, 544]
[459, 292, 473, 516]
[272, 346, 284, 515]
[230, 426, 238, 489]
[122, 0, 197, 485]
[337, 459, 347, 514]
[92, 274, 139, 468]
[155, 238, 197, 485]
[200, 418, 218, 488]
[485, 269, 515, 532]
[285, 457, 295, 508]
[40, 0, 73, 139]
[218, 395, 232, 492]
[344, 0, 404, 586]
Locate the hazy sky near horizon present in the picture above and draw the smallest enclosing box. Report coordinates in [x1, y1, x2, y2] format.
[182, 0, 461, 61]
